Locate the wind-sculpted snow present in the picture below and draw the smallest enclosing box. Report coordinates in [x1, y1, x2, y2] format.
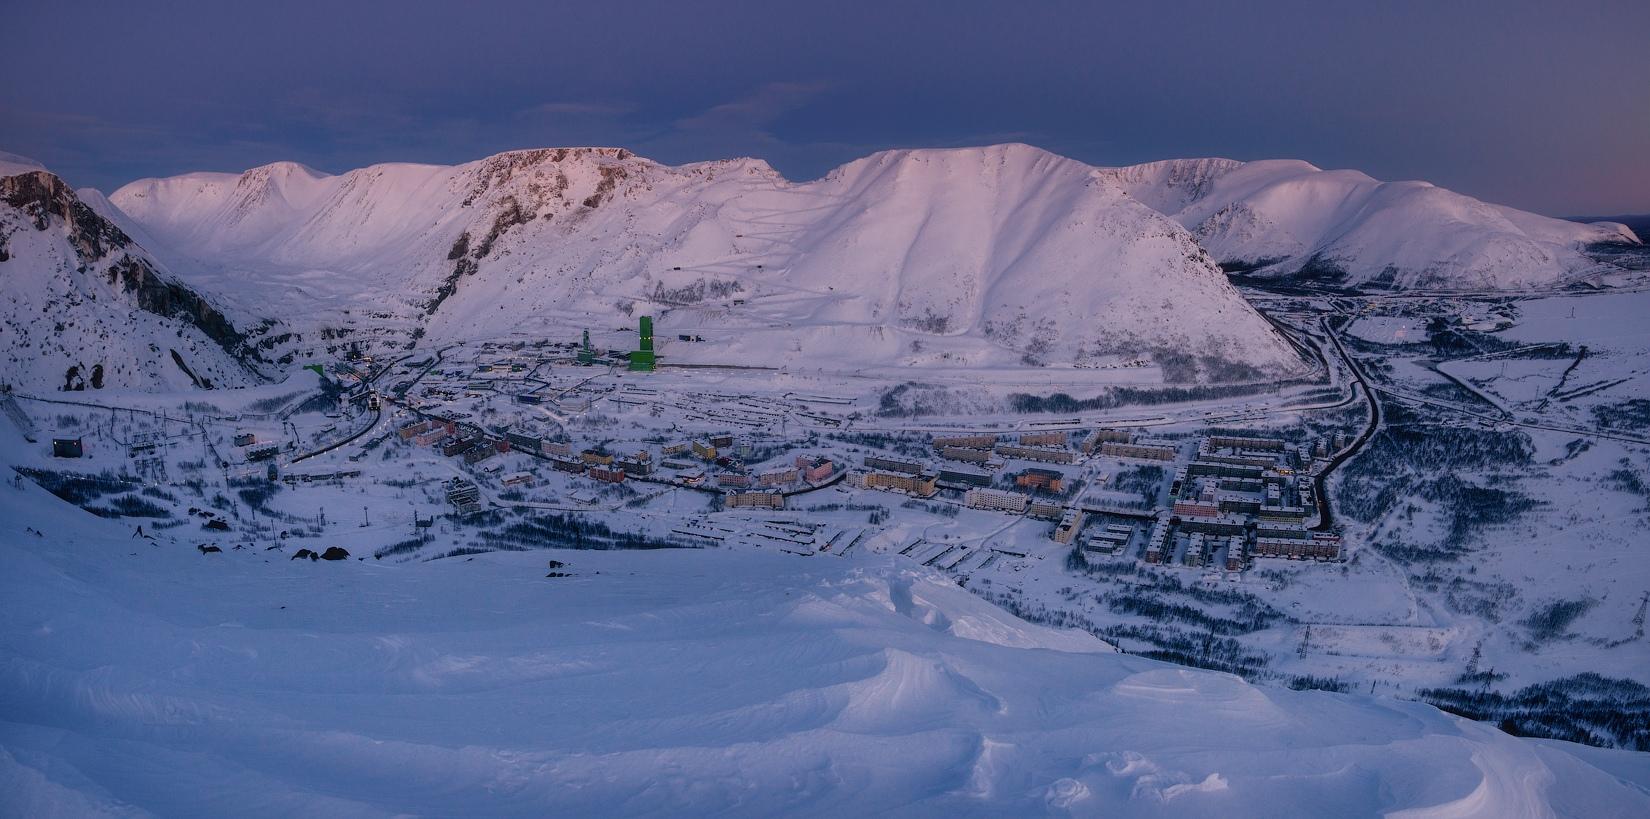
[1100, 158, 1639, 289]
[109, 144, 1304, 377]
[1, 479, 1645, 817]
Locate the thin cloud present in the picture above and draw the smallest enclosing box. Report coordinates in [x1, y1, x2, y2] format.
[517, 101, 638, 118]
[673, 82, 829, 134]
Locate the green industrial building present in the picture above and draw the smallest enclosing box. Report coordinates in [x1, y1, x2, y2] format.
[628, 315, 656, 372]
[577, 329, 596, 366]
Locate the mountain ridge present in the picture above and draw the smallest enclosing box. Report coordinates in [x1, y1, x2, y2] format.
[109, 143, 1307, 380]
[1096, 156, 1638, 289]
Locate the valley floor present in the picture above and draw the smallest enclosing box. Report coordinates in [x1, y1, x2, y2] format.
[4, 285, 1650, 815]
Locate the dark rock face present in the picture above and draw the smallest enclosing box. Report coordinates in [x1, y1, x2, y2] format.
[1, 171, 129, 259]
[1, 169, 257, 372]
[320, 547, 350, 561]
[292, 548, 317, 560]
[197, 544, 222, 554]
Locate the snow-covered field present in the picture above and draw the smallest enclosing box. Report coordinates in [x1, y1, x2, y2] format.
[3, 467, 1648, 817]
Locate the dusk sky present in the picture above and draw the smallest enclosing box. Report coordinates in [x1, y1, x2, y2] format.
[3, 0, 1645, 216]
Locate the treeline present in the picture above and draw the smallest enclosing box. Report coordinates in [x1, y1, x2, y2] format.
[476, 512, 693, 551]
[1102, 622, 1273, 678]
[15, 466, 172, 519]
[1006, 383, 1277, 415]
[1336, 422, 1538, 560]
[1112, 464, 1165, 506]
[1104, 591, 1280, 636]
[1593, 398, 1650, 431]
[375, 534, 434, 559]
[1421, 673, 1650, 751]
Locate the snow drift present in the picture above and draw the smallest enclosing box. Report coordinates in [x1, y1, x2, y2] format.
[0, 470, 1645, 817]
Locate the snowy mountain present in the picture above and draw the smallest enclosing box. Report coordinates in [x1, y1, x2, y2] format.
[1099, 158, 1640, 290]
[1, 464, 1645, 816]
[0, 158, 260, 392]
[110, 145, 1305, 380]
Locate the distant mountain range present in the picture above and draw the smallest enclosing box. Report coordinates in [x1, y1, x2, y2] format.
[2, 143, 1643, 391]
[1101, 158, 1637, 289]
[1566, 214, 1650, 239]
[105, 144, 1307, 380]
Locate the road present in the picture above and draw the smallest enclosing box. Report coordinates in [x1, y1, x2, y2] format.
[1306, 315, 1383, 531]
[289, 405, 383, 464]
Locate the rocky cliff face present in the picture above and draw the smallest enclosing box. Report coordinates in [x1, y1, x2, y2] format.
[0, 167, 261, 391]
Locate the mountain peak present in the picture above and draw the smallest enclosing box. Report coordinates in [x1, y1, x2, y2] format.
[0, 150, 49, 179]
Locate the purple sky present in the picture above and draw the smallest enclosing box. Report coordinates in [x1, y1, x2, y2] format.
[3, 0, 1646, 215]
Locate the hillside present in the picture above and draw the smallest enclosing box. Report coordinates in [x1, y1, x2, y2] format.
[0, 158, 260, 392]
[110, 145, 1305, 380]
[0, 463, 1645, 816]
[1099, 158, 1640, 290]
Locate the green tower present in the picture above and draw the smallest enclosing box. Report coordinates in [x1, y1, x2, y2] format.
[628, 315, 656, 372]
[577, 329, 595, 366]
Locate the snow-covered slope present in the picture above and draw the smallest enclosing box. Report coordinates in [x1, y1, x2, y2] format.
[0, 161, 260, 392]
[1, 471, 1646, 817]
[111, 145, 1304, 379]
[1100, 158, 1640, 290]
